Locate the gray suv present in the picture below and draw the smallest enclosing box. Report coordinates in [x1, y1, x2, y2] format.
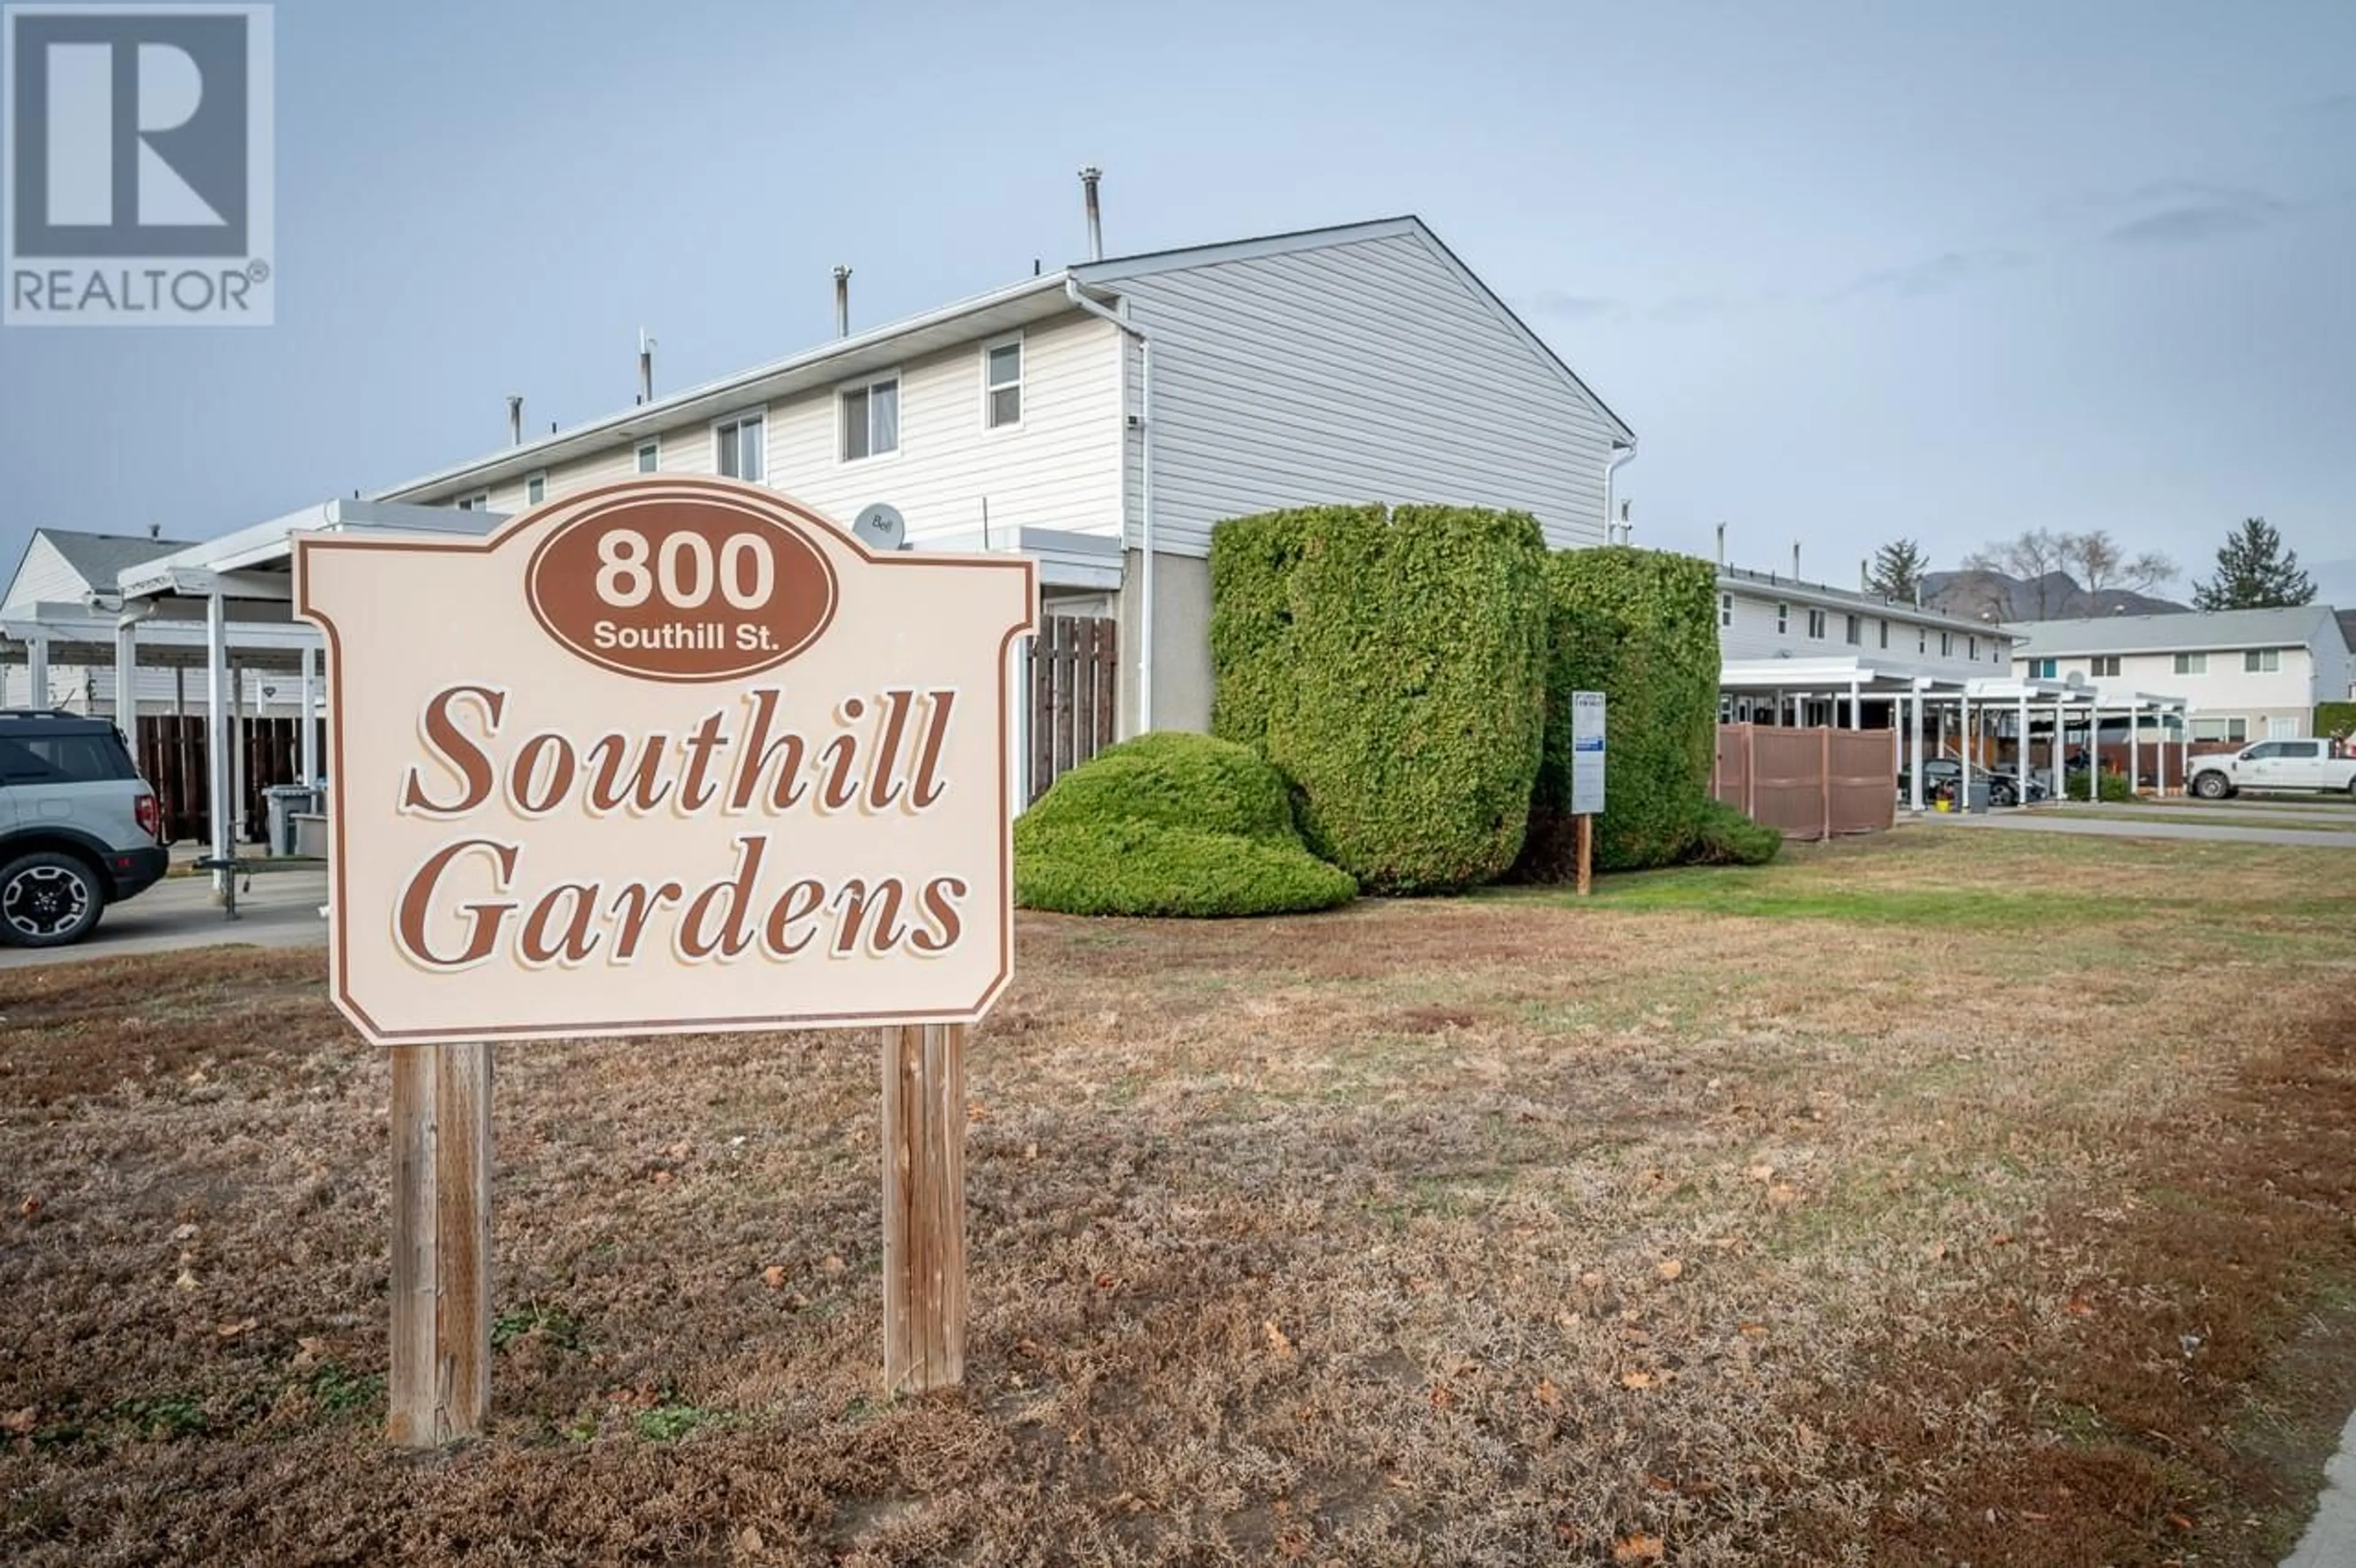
[0, 712, 169, 948]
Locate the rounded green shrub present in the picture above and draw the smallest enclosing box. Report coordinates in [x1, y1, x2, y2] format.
[1014, 732, 1355, 918]
[1685, 799, 1782, 866]
[1210, 504, 1550, 894]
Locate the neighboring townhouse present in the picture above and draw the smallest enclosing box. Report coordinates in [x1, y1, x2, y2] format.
[368, 213, 1634, 740]
[2006, 605, 2354, 743]
[1716, 565, 2016, 726]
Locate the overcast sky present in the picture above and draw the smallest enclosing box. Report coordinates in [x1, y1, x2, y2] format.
[4, 0, 2352, 599]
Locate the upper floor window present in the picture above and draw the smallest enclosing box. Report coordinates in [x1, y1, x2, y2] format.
[455, 489, 490, 512]
[1879, 619, 1889, 650]
[1940, 632, 1954, 657]
[1806, 609, 1827, 639]
[715, 412, 764, 482]
[1918, 627, 1927, 655]
[2028, 658, 2057, 679]
[2244, 648, 2281, 672]
[525, 472, 547, 506]
[2173, 651, 2206, 675]
[1775, 602, 1789, 634]
[984, 338, 1022, 428]
[636, 439, 659, 474]
[842, 374, 901, 461]
[1719, 593, 1733, 629]
[1844, 614, 1861, 646]
[2090, 655, 2121, 677]
[1968, 636, 1978, 661]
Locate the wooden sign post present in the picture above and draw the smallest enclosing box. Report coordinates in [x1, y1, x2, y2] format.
[1569, 690, 1606, 899]
[298, 480, 1034, 1443]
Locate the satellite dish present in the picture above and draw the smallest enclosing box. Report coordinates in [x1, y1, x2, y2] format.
[851, 502, 907, 551]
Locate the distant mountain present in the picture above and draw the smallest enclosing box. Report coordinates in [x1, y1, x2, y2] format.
[1922, 569, 2187, 625]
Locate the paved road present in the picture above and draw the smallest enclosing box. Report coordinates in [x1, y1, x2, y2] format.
[0, 867, 328, 969]
[2288, 1409, 2356, 1566]
[1923, 809, 2356, 850]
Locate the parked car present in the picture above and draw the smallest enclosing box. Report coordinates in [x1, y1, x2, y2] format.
[2187, 739, 2356, 801]
[0, 712, 169, 948]
[1901, 758, 2046, 809]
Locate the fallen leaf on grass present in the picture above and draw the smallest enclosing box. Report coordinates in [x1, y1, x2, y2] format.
[1766, 1183, 1800, 1208]
[1, 1408, 34, 1435]
[736, 1526, 763, 1552]
[215, 1318, 257, 1339]
[650, 1169, 675, 1187]
[760, 1266, 787, 1290]
[1738, 1323, 1768, 1337]
[2065, 1296, 2095, 1316]
[1620, 1370, 1657, 1390]
[1655, 1259, 1684, 1282]
[17, 1196, 40, 1219]
[1614, 1532, 1665, 1562]
[1263, 1320, 1293, 1357]
[820, 1255, 845, 1275]
[1428, 1384, 1454, 1409]
[1744, 1164, 1775, 1183]
[1093, 1272, 1118, 1290]
[1579, 1270, 1606, 1291]
[1534, 1377, 1560, 1408]
[292, 1337, 324, 1369]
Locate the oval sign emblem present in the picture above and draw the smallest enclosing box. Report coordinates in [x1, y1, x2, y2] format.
[526, 495, 837, 682]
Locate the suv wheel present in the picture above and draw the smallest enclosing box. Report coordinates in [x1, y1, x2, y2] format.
[0, 851, 106, 948]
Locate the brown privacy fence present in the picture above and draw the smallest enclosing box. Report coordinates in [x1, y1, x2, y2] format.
[1028, 615, 1118, 804]
[135, 715, 320, 844]
[1712, 724, 1896, 841]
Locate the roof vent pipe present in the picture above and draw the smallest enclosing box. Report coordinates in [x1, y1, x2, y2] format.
[1792, 540, 1802, 580]
[1080, 166, 1103, 261]
[833, 266, 851, 337]
[637, 329, 655, 405]
[1715, 521, 1727, 569]
[507, 394, 523, 446]
[1860, 558, 1870, 593]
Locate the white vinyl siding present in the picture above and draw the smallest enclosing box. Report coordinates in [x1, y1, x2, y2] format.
[1, 537, 93, 614]
[1106, 231, 1622, 554]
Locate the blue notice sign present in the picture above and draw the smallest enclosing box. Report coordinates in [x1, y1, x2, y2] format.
[1570, 691, 1606, 814]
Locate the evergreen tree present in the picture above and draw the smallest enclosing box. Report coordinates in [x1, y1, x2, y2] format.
[2191, 517, 2314, 610]
[1867, 538, 1929, 601]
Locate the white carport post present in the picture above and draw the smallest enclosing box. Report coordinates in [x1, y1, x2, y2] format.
[207, 593, 231, 897]
[26, 633, 49, 709]
[2128, 696, 2141, 799]
[1847, 677, 1860, 729]
[1909, 681, 1927, 810]
[299, 644, 318, 784]
[2016, 688, 2030, 805]
[2084, 693, 2099, 801]
[113, 619, 140, 767]
[1960, 687, 1973, 811]
[2050, 698, 2065, 801]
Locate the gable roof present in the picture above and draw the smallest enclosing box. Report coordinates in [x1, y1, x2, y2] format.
[39, 528, 196, 590]
[2006, 604, 2344, 658]
[374, 215, 1632, 503]
[1071, 215, 1636, 445]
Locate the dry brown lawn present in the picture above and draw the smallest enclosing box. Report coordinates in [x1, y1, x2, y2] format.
[3, 826, 2353, 1566]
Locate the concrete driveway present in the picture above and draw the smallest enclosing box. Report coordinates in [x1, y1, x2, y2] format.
[0, 866, 328, 969]
[1923, 801, 2356, 850]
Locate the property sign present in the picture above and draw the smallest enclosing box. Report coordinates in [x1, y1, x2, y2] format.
[1569, 690, 1606, 815]
[296, 477, 1036, 1045]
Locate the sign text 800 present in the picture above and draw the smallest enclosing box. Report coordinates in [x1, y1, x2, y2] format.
[595, 528, 777, 610]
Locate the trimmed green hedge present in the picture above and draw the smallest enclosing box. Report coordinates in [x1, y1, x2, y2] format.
[2063, 769, 2137, 804]
[1014, 732, 1355, 918]
[1519, 547, 1720, 876]
[1685, 799, 1782, 866]
[2317, 702, 2356, 739]
[1210, 505, 1550, 894]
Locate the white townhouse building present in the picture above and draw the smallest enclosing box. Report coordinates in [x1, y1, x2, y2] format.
[1715, 564, 2017, 728]
[368, 207, 1636, 740]
[2007, 606, 2352, 744]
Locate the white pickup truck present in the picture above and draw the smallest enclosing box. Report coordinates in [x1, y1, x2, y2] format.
[2188, 738, 2356, 799]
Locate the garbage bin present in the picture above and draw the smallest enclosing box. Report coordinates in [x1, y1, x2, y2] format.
[1962, 780, 1993, 814]
[264, 785, 322, 856]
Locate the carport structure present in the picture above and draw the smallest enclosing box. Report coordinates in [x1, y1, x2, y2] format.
[108, 499, 499, 890]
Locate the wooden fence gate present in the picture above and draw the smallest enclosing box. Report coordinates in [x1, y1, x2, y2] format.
[1028, 615, 1118, 804]
[136, 714, 321, 844]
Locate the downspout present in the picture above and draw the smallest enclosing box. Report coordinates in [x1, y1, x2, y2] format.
[1603, 440, 1638, 545]
[1065, 276, 1155, 731]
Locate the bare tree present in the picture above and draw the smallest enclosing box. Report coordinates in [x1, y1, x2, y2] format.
[1961, 529, 2070, 618]
[2063, 531, 2176, 602]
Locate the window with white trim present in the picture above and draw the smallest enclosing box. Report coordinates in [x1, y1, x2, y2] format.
[2028, 658, 2057, 679]
[842, 374, 900, 461]
[1940, 632, 1954, 657]
[2192, 717, 2248, 743]
[715, 413, 764, 482]
[1719, 593, 1733, 629]
[2173, 652, 2206, 675]
[984, 337, 1022, 428]
[636, 439, 659, 474]
[1879, 619, 1889, 650]
[1775, 602, 1788, 634]
[2244, 648, 2281, 672]
[1806, 608, 1827, 639]
[525, 471, 547, 506]
[1844, 613, 1861, 646]
[455, 489, 490, 512]
[2090, 655, 2120, 677]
